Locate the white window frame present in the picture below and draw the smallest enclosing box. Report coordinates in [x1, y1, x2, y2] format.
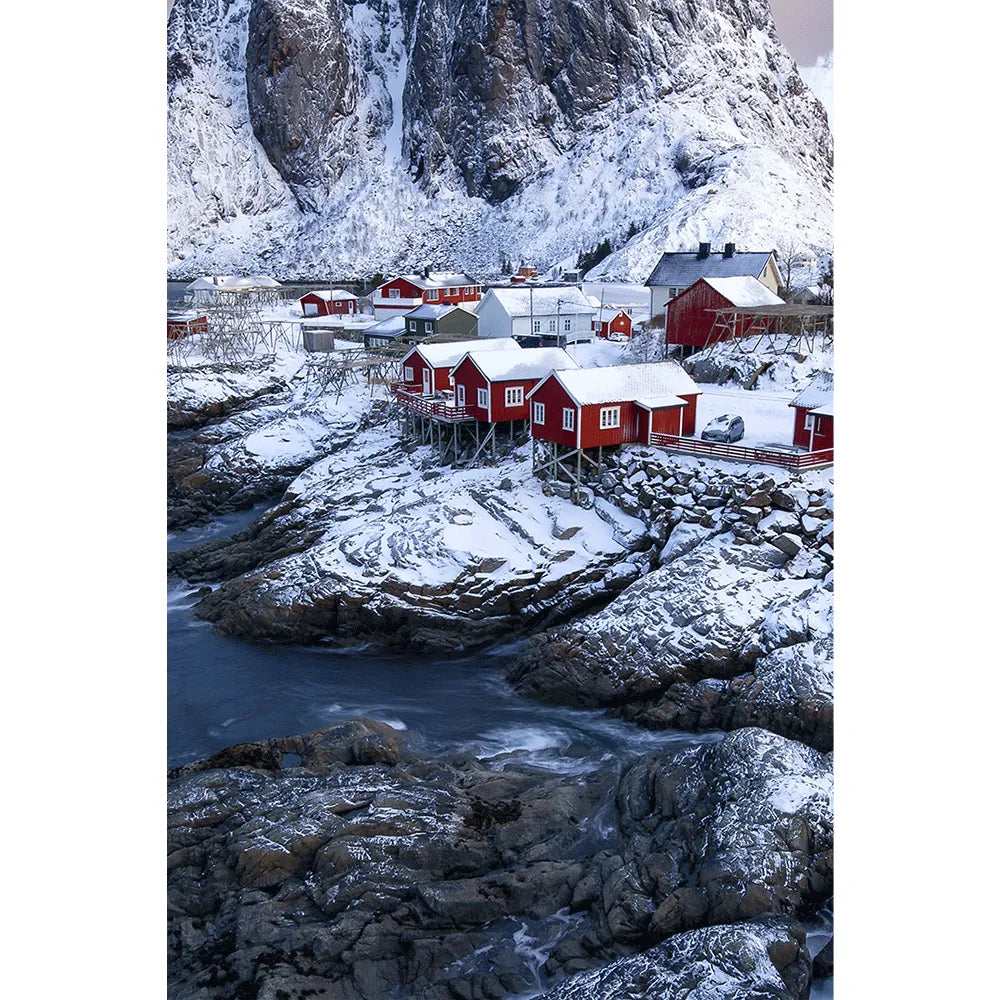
[388, 288, 400, 299]
[448, 287, 456, 296]
[562, 407, 575, 431]
[804, 413, 815, 430]
[424, 321, 433, 333]
[533, 402, 545, 424]
[548, 319, 556, 332]
[456, 384, 466, 406]
[408, 320, 418, 332]
[505, 386, 524, 408]
[564, 318, 572, 332]
[533, 320, 541, 333]
[599, 406, 621, 429]
[403, 366, 414, 382]
[477, 387, 488, 409]
[427, 289, 439, 301]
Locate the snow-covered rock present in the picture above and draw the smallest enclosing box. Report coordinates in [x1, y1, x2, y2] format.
[167, 0, 832, 279]
[509, 454, 833, 750]
[172, 428, 653, 650]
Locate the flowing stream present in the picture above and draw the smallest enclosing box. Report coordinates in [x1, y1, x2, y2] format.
[168, 499, 831, 994]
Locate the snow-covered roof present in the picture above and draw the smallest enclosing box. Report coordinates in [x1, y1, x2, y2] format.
[365, 316, 407, 337]
[405, 303, 460, 321]
[529, 361, 700, 406]
[702, 275, 785, 307]
[382, 272, 478, 291]
[645, 251, 775, 288]
[453, 347, 579, 382]
[414, 337, 520, 369]
[634, 394, 689, 409]
[595, 307, 629, 323]
[790, 372, 834, 414]
[301, 289, 357, 301]
[483, 286, 596, 317]
[186, 275, 281, 290]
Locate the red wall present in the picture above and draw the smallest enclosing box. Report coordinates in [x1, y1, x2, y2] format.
[792, 408, 834, 450]
[579, 400, 641, 448]
[678, 392, 699, 436]
[596, 312, 633, 339]
[529, 377, 580, 447]
[665, 279, 762, 348]
[380, 278, 481, 307]
[451, 358, 540, 422]
[649, 406, 683, 437]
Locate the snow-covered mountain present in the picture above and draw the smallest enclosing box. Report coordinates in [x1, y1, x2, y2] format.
[167, 0, 833, 281]
[799, 52, 834, 131]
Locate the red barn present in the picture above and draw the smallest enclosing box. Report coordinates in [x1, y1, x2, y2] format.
[167, 312, 208, 339]
[665, 276, 783, 350]
[593, 308, 633, 339]
[528, 361, 701, 449]
[373, 272, 482, 318]
[789, 373, 834, 451]
[449, 348, 579, 424]
[299, 290, 359, 317]
[398, 338, 520, 395]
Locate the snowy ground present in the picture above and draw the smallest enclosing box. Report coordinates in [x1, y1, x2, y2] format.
[694, 387, 797, 449]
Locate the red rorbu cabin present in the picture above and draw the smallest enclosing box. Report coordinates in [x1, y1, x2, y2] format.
[299, 290, 359, 317]
[167, 312, 208, 339]
[449, 348, 579, 424]
[789, 373, 834, 451]
[665, 276, 783, 351]
[593, 308, 633, 339]
[398, 338, 520, 395]
[528, 361, 701, 450]
[373, 272, 483, 318]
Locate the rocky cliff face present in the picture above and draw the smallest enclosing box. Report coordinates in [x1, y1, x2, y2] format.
[167, 0, 832, 278]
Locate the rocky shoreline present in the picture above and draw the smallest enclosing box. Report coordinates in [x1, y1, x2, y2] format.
[168, 721, 832, 1000]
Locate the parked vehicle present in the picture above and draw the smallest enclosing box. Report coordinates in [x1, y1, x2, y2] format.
[701, 414, 745, 443]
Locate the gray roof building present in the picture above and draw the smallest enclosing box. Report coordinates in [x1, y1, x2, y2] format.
[645, 249, 776, 289]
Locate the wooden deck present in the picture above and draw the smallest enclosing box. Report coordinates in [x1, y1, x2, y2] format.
[648, 433, 833, 470]
[392, 385, 475, 422]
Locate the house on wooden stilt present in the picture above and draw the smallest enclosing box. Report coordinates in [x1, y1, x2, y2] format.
[528, 361, 701, 486]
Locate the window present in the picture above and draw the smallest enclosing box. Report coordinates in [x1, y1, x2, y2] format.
[564, 318, 572, 332]
[403, 366, 414, 382]
[477, 387, 488, 409]
[562, 408, 575, 431]
[533, 402, 545, 424]
[599, 406, 620, 429]
[805, 414, 815, 430]
[388, 288, 400, 299]
[409, 320, 417, 332]
[427, 289, 439, 301]
[448, 287, 456, 296]
[424, 321, 433, 333]
[505, 386, 524, 407]
[548, 319, 556, 332]
[533, 320, 541, 333]
[456, 384, 466, 406]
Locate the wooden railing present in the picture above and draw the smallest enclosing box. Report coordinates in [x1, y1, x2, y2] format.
[649, 433, 834, 470]
[392, 386, 475, 422]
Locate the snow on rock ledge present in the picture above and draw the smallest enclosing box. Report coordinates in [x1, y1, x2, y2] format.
[184, 429, 652, 650]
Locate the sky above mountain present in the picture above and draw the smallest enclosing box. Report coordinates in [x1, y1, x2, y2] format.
[771, 0, 832, 64]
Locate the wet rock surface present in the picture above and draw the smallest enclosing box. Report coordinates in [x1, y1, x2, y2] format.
[168, 722, 831, 1000]
[509, 454, 833, 751]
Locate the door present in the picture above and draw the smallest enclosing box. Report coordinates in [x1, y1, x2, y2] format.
[422, 368, 432, 394]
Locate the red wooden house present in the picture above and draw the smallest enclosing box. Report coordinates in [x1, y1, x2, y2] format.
[373, 272, 482, 318]
[449, 348, 579, 424]
[398, 338, 520, 396]
[528, 361, 701, 449]
[789, 373, 834, 451]
[593, 308, 633, 339]
[167, 312, 208, 339]
[299, 290, 358, 317]
[665, 276, 783, 351]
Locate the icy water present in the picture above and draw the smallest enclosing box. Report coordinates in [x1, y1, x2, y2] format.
[167, 503, 832, 994]
[167, 506, 718, 771]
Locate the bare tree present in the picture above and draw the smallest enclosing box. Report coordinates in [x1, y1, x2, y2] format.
[774, 237, 812, 298]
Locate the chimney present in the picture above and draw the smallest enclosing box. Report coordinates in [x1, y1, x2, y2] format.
[723, 242, 736, 258]
[697, 242, 711, 259]
[423, 264, 431, 279]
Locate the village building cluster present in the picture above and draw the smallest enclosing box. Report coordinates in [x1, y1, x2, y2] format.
[174, 241, 832, 484]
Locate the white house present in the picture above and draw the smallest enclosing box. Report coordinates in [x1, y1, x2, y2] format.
[475, 286, 596, 345]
